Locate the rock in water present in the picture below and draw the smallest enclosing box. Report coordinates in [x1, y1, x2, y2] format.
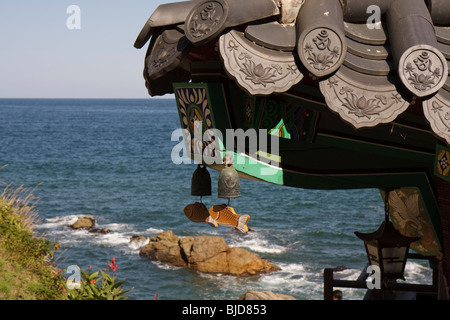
[129, 235, 149, 250]
[71, 215, 95, 229]
[70, 215, 110, 234]
[140, 231, 187, 267]
[88, 228, 111, 234]
[139, 231, 280, 276]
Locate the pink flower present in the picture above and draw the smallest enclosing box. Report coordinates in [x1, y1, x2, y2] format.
[108, 258, 118, 272]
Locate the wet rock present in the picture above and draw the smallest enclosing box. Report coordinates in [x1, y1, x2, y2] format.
[333, 266, 348, 272]
[139, 231, 280, 276]
[129, 235, 149, 250]
[88, 228, 111, 234]
[140, 231, 186, 267]
[70, 216, 110, 234]
[71, 215, 95, 229]
[179, 236, 194, 261]
[187, 236, 229, 264]
[130, 235, 148, 244]
[239, 291, 296, 300]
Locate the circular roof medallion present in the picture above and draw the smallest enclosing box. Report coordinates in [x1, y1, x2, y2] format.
[185, 0, 229, 46]
[399, 45, 448, 97]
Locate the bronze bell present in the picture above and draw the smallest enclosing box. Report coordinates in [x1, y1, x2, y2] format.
[191, 164, 212, 197]
[218, 157, 241, 199]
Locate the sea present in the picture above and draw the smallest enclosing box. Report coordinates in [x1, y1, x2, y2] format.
[0, 98, 433, 300]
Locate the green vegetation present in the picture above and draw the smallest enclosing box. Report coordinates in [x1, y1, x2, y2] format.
[65, 259, 131, 300]
[0, 185, 65, 299]
[0, 184, 132, 300]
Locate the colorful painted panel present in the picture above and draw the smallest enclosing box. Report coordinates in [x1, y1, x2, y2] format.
[387, 188, 441, 256]
[174, 85, 219, 162]
[435, 144, 450, 182]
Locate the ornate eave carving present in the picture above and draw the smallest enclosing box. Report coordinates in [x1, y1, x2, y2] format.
[219, 30, 303, 95]
[185, 0, 229, 46]
[319, 66, 411, 129]
[146, 29, 189, 80]
[299, 28, 346, 77]
[185, 0, 279, 46]
[423, 87, 450, 144]
[297, 0, 347, 78]
[134, 0, 201, 49]
[398, 45, 448, 98]
[387, 0, 448, 98]
[137, 0, 450, 136]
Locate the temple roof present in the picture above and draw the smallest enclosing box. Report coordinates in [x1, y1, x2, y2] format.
[135, 0, 450, 144]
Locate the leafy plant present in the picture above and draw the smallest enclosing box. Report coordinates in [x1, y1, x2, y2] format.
[65, 258, 132, 300]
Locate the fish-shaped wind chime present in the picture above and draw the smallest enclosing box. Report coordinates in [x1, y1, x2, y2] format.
[183, 155, 250, 233]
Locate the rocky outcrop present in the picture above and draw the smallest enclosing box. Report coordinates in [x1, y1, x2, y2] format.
[140, 231, 186, 266]
[239, 291, 296, 300]
[139, 231, 280, 276]
[71, 215, 95, 229]
[70, 215, 110, 234]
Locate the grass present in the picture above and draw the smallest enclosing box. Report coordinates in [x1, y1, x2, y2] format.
[0, 184, 66, 300]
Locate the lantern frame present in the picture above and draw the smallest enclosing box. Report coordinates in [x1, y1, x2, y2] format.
[355, 190, 420, 283]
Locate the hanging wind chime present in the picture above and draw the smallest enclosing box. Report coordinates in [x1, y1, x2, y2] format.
[183, 154, 250, 233]
[183, 164, 217, 227]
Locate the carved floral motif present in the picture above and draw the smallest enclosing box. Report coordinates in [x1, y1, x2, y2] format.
[405, 52, 442, 92]
[226, 40, 297, 87]
[147, 40, 177, 79]
[320, 71, 409, 128]
[219, 30, 303, 95]
[326, 78, 402, 119]
[388, 188, 441, 256]
[301, 28, 344, 77]
[423, 92, 450, 144]
[400, 49, 447, 97]
[186, 1, 227, 45]
[146, 30, 188, 80]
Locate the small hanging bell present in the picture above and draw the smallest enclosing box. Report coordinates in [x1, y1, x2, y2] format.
[191, 164, 212, 197]
[218, 155, 241, 199]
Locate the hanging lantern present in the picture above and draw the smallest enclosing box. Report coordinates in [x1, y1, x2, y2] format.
[355, 190, 420, 283]
[191, 164, 212, 197]
[218, 154, 241, 199]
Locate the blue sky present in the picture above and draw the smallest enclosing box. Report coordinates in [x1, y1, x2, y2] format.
[0, 1, 179, 98]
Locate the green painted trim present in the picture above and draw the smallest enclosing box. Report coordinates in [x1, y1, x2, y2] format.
[220, 150, 284, 185]
[173, 82, 232, 161]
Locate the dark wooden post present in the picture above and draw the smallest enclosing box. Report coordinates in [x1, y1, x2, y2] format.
[323, 268, 334, 300]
